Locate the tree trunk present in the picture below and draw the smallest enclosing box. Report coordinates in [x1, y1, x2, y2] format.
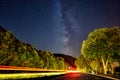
[101, 57, 108, 74]
[111, 66, 114, 75]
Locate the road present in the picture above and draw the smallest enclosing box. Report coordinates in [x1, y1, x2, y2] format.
[0, 66, 118, 80]
[25, 72, 118, 80]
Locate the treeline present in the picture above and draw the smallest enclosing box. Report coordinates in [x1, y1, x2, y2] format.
[75, 27, 120, 77]
[0, 26, 68, 70]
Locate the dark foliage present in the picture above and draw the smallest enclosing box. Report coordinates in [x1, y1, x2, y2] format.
[0, 26, 68, 70]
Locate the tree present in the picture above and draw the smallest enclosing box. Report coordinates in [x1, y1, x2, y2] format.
[0, 26, 67, 70]
[75, 54, 91, 72]
[81, 27, 120, 74]
[55, 57, 66, 70]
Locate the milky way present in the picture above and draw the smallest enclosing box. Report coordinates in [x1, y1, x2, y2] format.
[59, 0, 120, 57]
[60, 0, 82, 57]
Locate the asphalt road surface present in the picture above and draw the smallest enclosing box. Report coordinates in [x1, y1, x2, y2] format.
[25, 72, 117, 80]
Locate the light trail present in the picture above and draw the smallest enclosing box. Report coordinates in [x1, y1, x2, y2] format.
[0, 72, 66, 79]
[0, 65, 80, 79]
[67, 70, 80, 73]
[0, 65, 68, 72]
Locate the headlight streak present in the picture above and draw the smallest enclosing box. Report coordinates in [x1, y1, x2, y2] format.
[0, 72, 66, 79]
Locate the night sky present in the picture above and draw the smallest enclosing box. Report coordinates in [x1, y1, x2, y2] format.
[0, 0, 120, 57]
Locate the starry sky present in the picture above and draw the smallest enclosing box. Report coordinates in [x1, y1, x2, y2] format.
[0, 0, 120, 57]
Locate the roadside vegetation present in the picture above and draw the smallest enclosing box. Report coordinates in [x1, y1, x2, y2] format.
[0, 26, 68, 70]
[75, 26, 120, 78]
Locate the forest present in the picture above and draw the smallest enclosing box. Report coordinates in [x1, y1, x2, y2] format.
[0, 26, 68, 70]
